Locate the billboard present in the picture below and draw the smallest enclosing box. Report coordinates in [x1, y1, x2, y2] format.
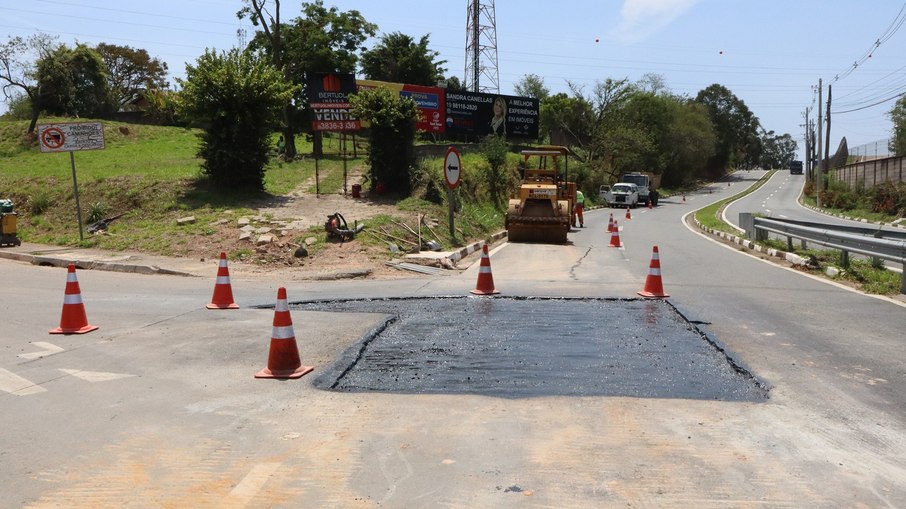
[307, 73, 360, 131]
[444, 91, 539, 139]
[356, 80, 445, 133]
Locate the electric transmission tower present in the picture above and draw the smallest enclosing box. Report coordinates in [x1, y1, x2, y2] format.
[465, 0, 499, 93]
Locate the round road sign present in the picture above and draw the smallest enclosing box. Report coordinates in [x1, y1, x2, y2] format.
[444, 146, 461, 189]
[41, 127, 65, 150]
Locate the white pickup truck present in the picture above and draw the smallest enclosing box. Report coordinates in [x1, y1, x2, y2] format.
[601, 183, 640, 208]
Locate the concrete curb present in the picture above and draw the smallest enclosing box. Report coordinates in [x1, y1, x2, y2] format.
[800, 202, 906, 230]
[446, 231, 508, 264]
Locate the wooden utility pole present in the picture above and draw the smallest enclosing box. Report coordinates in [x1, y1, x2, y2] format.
[816, 79, 823, 208]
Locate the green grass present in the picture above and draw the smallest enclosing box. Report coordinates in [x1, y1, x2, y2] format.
[695, 171, 775, 233]
[0, 118, 370, 252]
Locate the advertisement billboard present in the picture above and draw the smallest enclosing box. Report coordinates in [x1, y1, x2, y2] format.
[444, 91, 539, 139]
[307, 73, 360, 132]
[356, 80, 445, 133]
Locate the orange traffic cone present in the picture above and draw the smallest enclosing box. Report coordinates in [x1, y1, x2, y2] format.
[608, 220, 622, 248]
[607, 214, 614, 233]
[638, 245, 669, 298]
[470, 244, 499, 295]
[207, 252, 239, 309]
[256, 287, 314, 379]
[50, 264, 98, 334]
[682, 194, 686, 202]
[647, 199, 653, 209]
[625, 207, 631, 220]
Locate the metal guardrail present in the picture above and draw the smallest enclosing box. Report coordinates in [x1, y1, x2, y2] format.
[739, 214, 906, 294]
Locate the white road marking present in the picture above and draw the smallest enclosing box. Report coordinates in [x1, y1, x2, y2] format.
[0, 368, 47, 396]
[779, 214, 788, 219]
[59, 369, 136, 382]
[18, 341, 65, 360]
[228, 463, 282, 503]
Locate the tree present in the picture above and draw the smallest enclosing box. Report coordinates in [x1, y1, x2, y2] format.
[36, 43, 113, 118]
[360, 32, 445, 86]
[443, 75, 465, 91]
[95, 43, 168, 109]
[0, 33, 60, 133]
[889, 95, 906, 156]
[759, 130, 797, 169]
[350, 86, 418, 193]
[513, 73, 549, 100]
[694, 84, 760, 177]
[177, 48, 295, 190]
[240, 0, 376, 159]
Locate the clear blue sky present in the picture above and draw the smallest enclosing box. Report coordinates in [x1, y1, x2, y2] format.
[4, 0, 906, 160]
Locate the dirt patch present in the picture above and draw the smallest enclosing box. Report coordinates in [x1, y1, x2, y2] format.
[209, 187, 441, 281]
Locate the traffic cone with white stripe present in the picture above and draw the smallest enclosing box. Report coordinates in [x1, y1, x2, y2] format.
[470, 244, 499, 295]
[50, 264, 98, 334]
[638, 245, 669, 298]
[207, 252, 238, 309]
[607, 213, 614, 233]
[625, 206, 632, 220]
[608, 220, 622, 248]
[256, 287, 314, 379]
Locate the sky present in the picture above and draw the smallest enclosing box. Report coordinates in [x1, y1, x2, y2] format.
[4, 0, 906, 160]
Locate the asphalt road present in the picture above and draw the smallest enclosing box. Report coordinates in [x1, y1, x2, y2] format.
[2, 172, 905, 507]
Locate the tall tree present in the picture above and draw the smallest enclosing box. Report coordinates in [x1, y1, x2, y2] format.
[95, 43, 168, 109]
[350, 86, 418, 193]
[360, 32, 445, 86]
[513, 73, 549, 100]
[0, 33, 60, 133]
[36, 43, 113, 118]
[889, 95, 906, 156]
[177, 48, 295, 190]
[239, 0, 376, 159]
[694, 84, 760, 177]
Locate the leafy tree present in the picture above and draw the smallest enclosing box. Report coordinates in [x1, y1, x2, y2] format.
[240, 0, 376, 159]
[694, 84, 760, 177]
[37, 43, 113, 118]
[360, 32, 445, 85]
[539, 92, 591, 147]
[758, 130, 797, 169]
[636, 73, 670, 96]
[443, 75, 465, 91]
[95, 43, 168, 109]
[663, 100, 716, 186]
[889, 95, 906, 156]
[480, 134, 509, 206]
[177, 48, 295, 190]
[513, 73, 549, 100]
[350, 86, 418, 193]
[0, 33, 60, 133]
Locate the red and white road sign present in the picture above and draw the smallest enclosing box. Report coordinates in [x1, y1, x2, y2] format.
[444, 146, 461, 189]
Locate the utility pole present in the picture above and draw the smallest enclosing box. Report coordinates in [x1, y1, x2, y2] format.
[803, 107, 810, 176]
[816, 79, 823, 208]
[825, 84, 832, 168]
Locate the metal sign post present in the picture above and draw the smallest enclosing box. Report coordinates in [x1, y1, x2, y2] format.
[443, 146, 462, 239]
[37, 122, 106, 241]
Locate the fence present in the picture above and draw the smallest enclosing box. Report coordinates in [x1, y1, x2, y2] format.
[831, 154, 906, 189]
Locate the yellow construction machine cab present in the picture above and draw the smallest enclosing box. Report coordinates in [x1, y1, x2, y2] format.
[505, 145, 575, 243]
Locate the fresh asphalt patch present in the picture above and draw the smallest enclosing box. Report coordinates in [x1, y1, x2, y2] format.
[292, 297, 769, 401]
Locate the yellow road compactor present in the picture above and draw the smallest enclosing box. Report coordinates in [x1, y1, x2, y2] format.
[505, 146, 575, 243]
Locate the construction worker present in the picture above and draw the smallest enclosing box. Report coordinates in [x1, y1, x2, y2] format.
[574, 189, 585, 227]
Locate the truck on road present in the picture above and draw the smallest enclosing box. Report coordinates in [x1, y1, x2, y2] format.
[619, 172, 659, 206]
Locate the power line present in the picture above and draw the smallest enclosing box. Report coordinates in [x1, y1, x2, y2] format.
[831, 0, 906, 83]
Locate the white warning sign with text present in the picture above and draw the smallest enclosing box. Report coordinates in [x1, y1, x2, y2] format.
[37, 122, 106, 153]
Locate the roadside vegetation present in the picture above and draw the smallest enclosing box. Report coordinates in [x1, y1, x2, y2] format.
[3, 1, 905, 277]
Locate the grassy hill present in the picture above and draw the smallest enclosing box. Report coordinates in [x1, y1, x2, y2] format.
[0, 118, 503, 265]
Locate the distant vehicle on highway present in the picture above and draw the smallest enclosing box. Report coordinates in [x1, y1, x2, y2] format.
[790, 160, 803, 175]
[605, 183, 640, 208]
